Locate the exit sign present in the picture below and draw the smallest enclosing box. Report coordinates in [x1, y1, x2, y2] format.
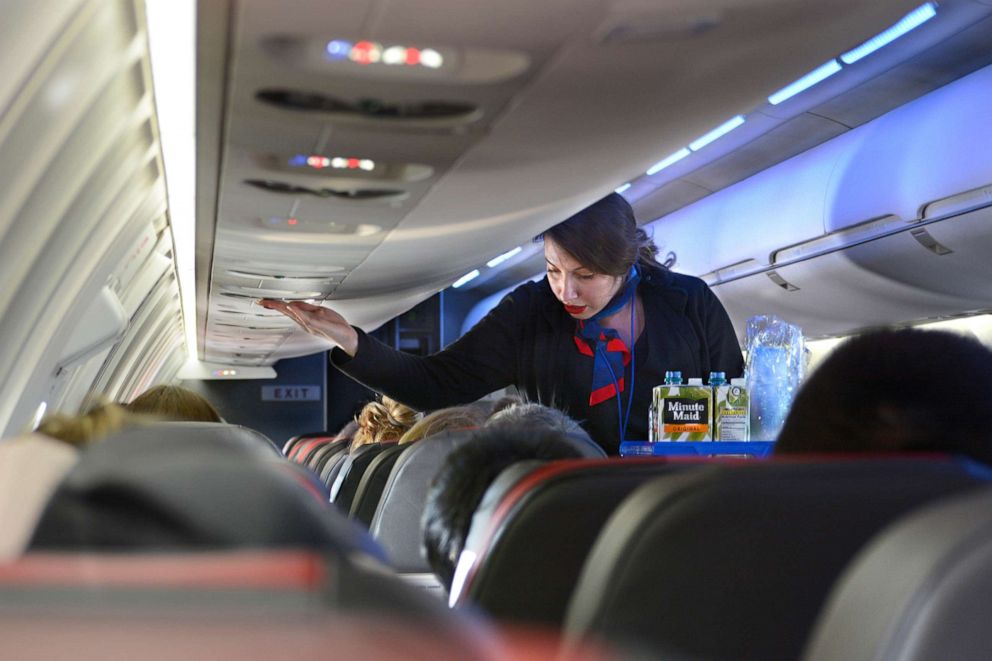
[261, 385, 322, 402]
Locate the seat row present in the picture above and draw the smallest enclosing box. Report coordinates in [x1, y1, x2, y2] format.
[287, 424, 992, 660]
[449, 453, 992, 660]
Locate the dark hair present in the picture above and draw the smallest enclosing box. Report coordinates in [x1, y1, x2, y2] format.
[421, 424, 584, 589]
[775, 328, 992, 464]
[539, 193, 660, 276]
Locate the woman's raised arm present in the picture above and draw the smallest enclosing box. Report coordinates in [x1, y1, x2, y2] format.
[258, 299, 359, 357]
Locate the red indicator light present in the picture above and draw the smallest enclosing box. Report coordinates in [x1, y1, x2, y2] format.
[347, 158, 360, 169]
[287, 218, 298, 226]
[306, 155, 330, 169]
[405, 48, 421, 66]
[351, 41, 380, 65]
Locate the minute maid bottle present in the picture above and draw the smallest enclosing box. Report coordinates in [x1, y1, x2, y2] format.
[653, 371, 713, 442]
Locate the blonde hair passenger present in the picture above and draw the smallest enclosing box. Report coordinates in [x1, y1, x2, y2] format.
[36, 402, 141, 448]
[350, 396, 419, 451]
[125, 384, 222, 423]
[399, 405, 486, 445]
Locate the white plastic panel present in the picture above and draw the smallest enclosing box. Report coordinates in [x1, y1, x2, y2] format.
[57, 286, 128, 368]
[824, 64, 992, 231]
[0, 0, 157, 434]
[647, 63, 992, 280]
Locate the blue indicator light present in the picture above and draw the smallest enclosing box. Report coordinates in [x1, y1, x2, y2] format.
[688, 115, 746, 152]
[325, 40, 353, 60]
[452, 269, 480, 288]
[768, 60, 843, 105]
[646, 148, 691, 176]
[840, 3, 938, 65]
[486, 247, 522, 268]
[288, 154, 308, 167]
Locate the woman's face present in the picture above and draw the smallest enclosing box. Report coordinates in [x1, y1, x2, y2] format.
[544, 238, 624, 320]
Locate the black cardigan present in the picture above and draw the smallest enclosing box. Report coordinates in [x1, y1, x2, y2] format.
[332, 266, 744, 455]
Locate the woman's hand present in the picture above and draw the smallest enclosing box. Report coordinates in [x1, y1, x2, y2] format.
[258, 299, 359, 356]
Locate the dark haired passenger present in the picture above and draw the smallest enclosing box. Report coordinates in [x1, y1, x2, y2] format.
[422, 423, 585, 590]
[775, 328, 992, 465]
[125, 384, 222, 423]
[262, 192, 743, 455]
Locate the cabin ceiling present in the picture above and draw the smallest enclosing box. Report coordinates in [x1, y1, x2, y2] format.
[195, 0, 965, 366]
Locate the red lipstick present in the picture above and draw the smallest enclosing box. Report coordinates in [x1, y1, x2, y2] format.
[564, 304, 587, 315]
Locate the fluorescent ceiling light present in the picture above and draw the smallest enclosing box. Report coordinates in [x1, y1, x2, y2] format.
[145, 0, 197, 361]
[615, 183, 632, 195]
[452, 269, 481, 288]
[688, 115, 746, 152]
[767, 60, 843, 105]
[486, 247, 523, 268]
[646, 148, 691, 176]
[840, 2, 938, 64]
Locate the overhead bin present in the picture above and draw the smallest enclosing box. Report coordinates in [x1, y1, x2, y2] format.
[646, 63, 992, 338]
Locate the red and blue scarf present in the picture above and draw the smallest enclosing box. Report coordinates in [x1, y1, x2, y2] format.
[573, 266, 640, 406]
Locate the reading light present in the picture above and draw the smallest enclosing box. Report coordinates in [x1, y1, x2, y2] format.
[688, 115, 746, 152]
[767, 60, 843, 105]
[840, 2, 938, 64]
[646, 148, 691, 176]
[486, 246, 523, 268]
[452, 270, 480, 288]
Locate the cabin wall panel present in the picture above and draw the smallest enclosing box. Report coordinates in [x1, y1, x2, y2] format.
[0, 1, 87, 117]
[0, 0, 189, 433]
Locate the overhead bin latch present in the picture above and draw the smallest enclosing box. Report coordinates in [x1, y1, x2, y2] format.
[766, 270, 800, 292]
[910, 228, 953, 256]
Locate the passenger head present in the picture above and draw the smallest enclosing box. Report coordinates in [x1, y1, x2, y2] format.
[775, 328, 992, 464]
[350, 396, 419, 451]
[540, 192, 660, 277]
[36, 402, 142, 448]
[422, 424, 585, 589]
[487, 394, 524, 419]
[486, 402, 604, 457]
[125, 384, 222, 423]
[399, 405, 486, 445]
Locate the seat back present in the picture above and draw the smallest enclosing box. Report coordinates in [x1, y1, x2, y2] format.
[369, 430, 474, 571]
[350, 443, 410, 526]
[29, 423, 376, 556]
[320, 450, 349, 490]
[0, 550, 489, 659]
[563, 456, 989, 661]
[453, 457, 699, 627]
[803, 483, 992, 661]
[333, 442, 397, 514]
[308, 439, 348, 475]
[282, 430, 334, 456]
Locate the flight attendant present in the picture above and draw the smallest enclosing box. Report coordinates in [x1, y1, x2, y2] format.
[262, 193, 743, 455]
